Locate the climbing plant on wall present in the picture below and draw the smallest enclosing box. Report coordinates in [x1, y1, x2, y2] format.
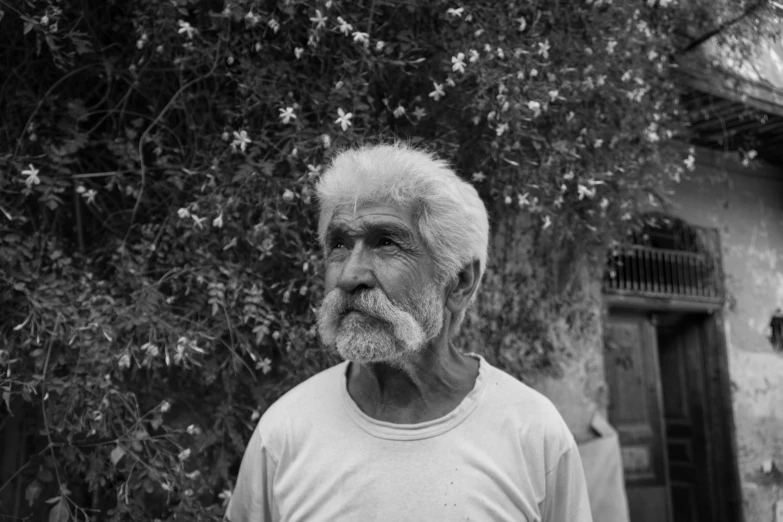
[0, 0, 775, 519]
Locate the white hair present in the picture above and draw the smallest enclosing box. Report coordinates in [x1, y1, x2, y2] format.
[315, 143, 490, 330]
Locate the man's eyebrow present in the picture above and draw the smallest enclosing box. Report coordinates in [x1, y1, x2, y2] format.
[370, 223, 416, 243]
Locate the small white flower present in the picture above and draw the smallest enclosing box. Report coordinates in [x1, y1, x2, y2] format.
[141, 342, 159, 356]
[267, 19, 280, 33]
[471, 172, 486, 183]
[282, 189, 295, 202]
[352, 31, 369, 45]
[251, 410, 261, 422]
[244, 11, 261, 26]
[577, 184, 596, 200]
[748, 149, 757, 159]
[606, 39, 617, 54]
[307, 164, 322, 177]
[257, 357, 272, 374]
[21, 164, 41, 186]
[516, 16, 527, 31]
[468, 49, 479, 62]
[212, 212, 224, 228]
[446, 76, 456, 87]
[518, 193, 530, 207]
[451, 52, 466, 73]
[429, 82, 445, 101]
[136, 34, 148, 49]
[279, 107, 297, 124]
[538, 40, 551, 59]
[294, 47, 304, 59]
[412, 107, 426, 119]
[542, 216, 552, 229]
[504, 195, 512, 205]
[548, 90, 559, 102]
[334, 107, 353, 131]
[530, 68, 538, 77]
[227, 55, 235, 65]
[496, 122, 509, 136]
[310, 9, 328, 29]
[496, 47, 505, 59]
[178, 448, 191, 461]
[321, 134, 332, 148]
[177, 20, 197, 39]
[219, 489, 232, 507]
[684, 155, 695, 171]
[564, 170, 575, 180]
[393, 105, 406, 118]
[527, 100, 542, 117]
[83, 189, 98, 204]
[186, 424, 201, 435]
[621, 70, 632, 82]
[336, 16, 353, 35]
[594, 139, 603, 148]
[118, 353, 131, 369]
[446, 7, 464, 17]
[232, 130, 252, 152]
[255, 42, 262, 52]
[375, 40, 386, 51]
[648, 49, 658, 61]
[160, 400, 171, 413]
[600, 198, 609, 210]
[177, 208, 190, 219]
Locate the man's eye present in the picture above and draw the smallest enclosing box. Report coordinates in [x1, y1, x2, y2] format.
[330, 241, 345, 250]
[378, 238, 397, 248]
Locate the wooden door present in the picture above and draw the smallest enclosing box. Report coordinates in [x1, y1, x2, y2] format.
[604, 313, 672, 522]
[658, 317, 713, 522]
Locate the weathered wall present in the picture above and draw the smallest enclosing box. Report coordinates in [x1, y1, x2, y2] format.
[460, 209, 607, 443]
[666, 147, 783, 522]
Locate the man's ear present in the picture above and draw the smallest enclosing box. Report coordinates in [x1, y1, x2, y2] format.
[446, 259, 481, 315]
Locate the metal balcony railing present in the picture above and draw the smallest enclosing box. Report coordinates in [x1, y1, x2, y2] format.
[603, 225, 725, 303]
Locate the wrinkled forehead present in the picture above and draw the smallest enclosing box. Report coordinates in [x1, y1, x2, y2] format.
[319, 197, 419, 242]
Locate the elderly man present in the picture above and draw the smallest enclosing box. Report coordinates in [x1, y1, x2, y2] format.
[226, 143, 592, 521]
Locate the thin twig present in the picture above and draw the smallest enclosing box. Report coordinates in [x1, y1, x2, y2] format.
[0, 462, 29, 496]
[40, 315, 64, 498]
[13, 64, 95, 159]
[122, 27, 227, 247]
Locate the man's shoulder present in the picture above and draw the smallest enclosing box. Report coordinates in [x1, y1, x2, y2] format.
[479, 359, 573, 437]
[481, 360, 557, 409]
[258, 361, 348, 428]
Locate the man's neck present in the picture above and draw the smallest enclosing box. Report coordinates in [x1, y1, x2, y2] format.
[346, 340, 480, 424]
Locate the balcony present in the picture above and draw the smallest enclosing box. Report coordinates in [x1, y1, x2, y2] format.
[603, 223, 725, 304]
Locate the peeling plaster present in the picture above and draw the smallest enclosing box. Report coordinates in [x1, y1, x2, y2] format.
[667, 148, 783, 522]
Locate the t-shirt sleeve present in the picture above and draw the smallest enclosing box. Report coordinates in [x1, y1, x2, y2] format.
[541, 443, 593, 522]
[224, 426, 279, 522]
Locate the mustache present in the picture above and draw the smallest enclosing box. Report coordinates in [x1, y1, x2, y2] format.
[322, 288, 401, 322]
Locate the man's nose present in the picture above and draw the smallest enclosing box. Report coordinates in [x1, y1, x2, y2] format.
[336, 244, 375, 294]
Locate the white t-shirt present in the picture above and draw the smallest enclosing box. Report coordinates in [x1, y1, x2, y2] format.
[226, 354, 592, 522]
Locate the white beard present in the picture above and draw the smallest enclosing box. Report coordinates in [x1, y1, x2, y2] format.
[317, 285, 444, 366]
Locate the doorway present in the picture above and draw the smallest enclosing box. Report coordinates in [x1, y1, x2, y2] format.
[604, 308, 741, 522]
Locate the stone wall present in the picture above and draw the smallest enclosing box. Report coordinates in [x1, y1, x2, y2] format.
[666, 147, 783, 522]
[459, 208, 607, 443]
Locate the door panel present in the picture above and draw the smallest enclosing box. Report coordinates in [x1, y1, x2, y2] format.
[604, 314, 672, 522]
[658, 318, 713, 522]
